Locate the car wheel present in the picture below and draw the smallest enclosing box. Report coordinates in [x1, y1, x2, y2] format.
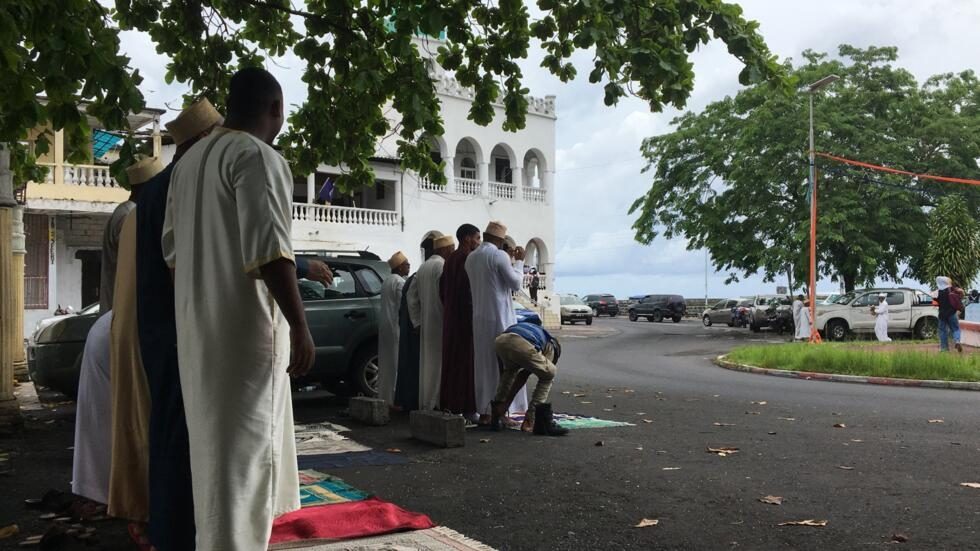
[652, 310, 664, 323]
[561, 317, 566, 325]
[750, 323, 760, 333]
[827, 319, 849, 341]
[628, 311, 638, 322]
[672, 316, 682, 323]
[727, 321, 734, 327]
[592, 308, 599, 317]
[586, 317, 593, 326]
[609, 312, 617, 318]
[703, 315, 712, 327]
[915, 317, 938, 340]
[347, 345, 380, 397]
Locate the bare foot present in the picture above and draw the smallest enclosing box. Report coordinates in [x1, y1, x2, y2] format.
[478, 414, 491, 426]
[520, 418, 534, 433]
[502, 416, 521, 428]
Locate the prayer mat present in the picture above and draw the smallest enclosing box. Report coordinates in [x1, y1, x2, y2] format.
[299, 472, 371, 508]
[295, 422, 372, 456]
[269, 526, 498, 550]
[269, 497, 435, 547]
[507, 412, 635, 430]
[297, 451, 409, 471]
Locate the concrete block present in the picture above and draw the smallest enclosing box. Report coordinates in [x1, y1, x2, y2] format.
[410, 410, 466, 448]
[349, 396, 389, 426]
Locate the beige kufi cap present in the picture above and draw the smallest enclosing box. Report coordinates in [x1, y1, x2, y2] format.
[433, 235, 455, 249]
[485, 221, 507, 240]
[126, 156, 164, 187]
[165, 98, 224, 146]
[388, 251, 408, 269]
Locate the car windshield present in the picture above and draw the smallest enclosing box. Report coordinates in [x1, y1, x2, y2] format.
[832, 292, 857, 305]
[561, 296, 585, 305]
[78, 303, 100, 315]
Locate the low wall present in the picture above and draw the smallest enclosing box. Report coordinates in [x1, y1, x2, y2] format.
[962, 320, 980, 348]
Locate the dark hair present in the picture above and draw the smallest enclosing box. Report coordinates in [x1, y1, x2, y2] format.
[456, 223, 480, 242]
[227, 67, 282, 119]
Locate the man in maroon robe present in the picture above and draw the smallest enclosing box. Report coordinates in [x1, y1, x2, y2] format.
[439, 224, 482, 417]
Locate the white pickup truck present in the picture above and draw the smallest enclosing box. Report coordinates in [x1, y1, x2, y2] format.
[814, 288, 939, 341]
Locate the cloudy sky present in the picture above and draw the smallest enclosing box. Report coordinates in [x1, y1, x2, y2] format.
[118, 1, 980, 299]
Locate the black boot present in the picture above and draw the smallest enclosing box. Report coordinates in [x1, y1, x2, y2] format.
[532, 403, 569, 436]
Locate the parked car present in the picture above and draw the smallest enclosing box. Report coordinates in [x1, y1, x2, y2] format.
[27, 303, 101, 398]
[702, 298, 746, 327]
[559, 295, 593, 325]
[513, 300, 542, 325]
[28, 251, 388, 399]
[814, 288, 939, 341]
[628, 294, 687, 323]
[583, 294, 619, 317]
[747, 295, 792, 332]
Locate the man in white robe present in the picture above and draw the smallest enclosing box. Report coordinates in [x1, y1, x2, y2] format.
[792, 295, 804, 336]
[796, 300, 812, 341]
[379, 251, 410, 405]
[466, 221, 529, 421]
[873, 293, 891, 342]
[72, 310, 113, 504]
[163, 68, 312, 549]
[409, 235, 455, 410]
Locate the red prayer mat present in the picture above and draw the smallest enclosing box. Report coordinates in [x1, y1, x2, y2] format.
[269, 497, 436, 545]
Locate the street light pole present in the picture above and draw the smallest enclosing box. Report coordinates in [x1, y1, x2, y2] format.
[806, 74, 839, 343]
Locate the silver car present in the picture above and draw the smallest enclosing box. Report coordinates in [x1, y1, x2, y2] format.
[702, 298, 747, 327]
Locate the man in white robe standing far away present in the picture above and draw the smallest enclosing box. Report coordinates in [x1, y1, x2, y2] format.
[796, 299, 812, 341]
[163, 67, 312, 549]
[466, 221, 528, 424]
[873, 293, 892, 342]
[72, 311, 114, 505]
[792, 294, 804, 337]
[409, 235, 455, 410]
[379, 251, 410, 406]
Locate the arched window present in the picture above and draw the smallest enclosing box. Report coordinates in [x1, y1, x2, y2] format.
[460, 157, 476, 180]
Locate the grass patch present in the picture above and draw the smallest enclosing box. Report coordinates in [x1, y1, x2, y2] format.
[726, 343, 980, 382]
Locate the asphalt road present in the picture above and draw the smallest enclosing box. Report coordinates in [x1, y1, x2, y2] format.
[296, 318, 980, 550]
[3, 318, 980, 549]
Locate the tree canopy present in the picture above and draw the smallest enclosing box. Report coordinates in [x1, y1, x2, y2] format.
[2, 0, 786, 191]
[630, 45, 980, 292]
[924, 195, 980, 289]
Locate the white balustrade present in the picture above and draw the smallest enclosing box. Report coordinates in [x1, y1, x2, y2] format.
[65, 164, 116, 187]
[489, 181, 517, 200]
[454, 177, 482, 196]
[292, 203, 398, 227]
[523, 187, 547, 203]
[419, 178, 445, 192]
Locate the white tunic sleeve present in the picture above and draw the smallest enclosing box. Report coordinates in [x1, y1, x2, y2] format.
[162, 175, 176, 269]
[233, 145, 295, 277]
[407, 273, 422, 328]
[494, 250, 523, 292]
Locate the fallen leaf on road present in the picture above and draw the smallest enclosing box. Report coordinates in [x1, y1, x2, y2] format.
[624, 389, 635, 393]
[707, 447, 739, 457]
[385, 448, 402, 453]
[581, 401, 592, 404]
[891, 533, 909, 543]
[777, 417, 796, 421]
[561, 391, 571, 395]
[751, 401, 768, 405]
[833, 423, 846, 428]
[573, 393, 587, 397]
[662, 467, 681, 471]
[928, 419, 944, 424]
[642, 419, 653, 424]
[838, 466, 855, 470]
[606, 388, 617, 392]
[745, 411, 761, 415]
[767, 431, 777, 435]
[0, 524, 18, 539]
[605, 395, 613, 399]
[713, 422, 736, 427]
[759, 495, 783, 505]
[832, 412, 842, 416]
[636, 412, 647, 415]
[635, 447, 643, 451]
[594, 441, 604, 447]
[959, 482, 980, 488]
[603, 408, 613, 412]
[779, 519, 828, 527]
[634, 518, 659, 528]
[685, 398, 700, 402]
[479, 439, 490, 444]
[850, 439, 864, 443]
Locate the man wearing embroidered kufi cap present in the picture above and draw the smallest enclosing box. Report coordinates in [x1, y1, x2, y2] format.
[379, 251, 411, 406]
[408, 234, 456, 410]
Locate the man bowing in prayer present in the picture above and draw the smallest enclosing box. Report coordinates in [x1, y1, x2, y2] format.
[440, 224, 481, 419]
[107, 156, 163, 534]
[135, 97, 222, 551]
[409, 235, 455, 410]
[379, 252, 410, 406]
[163, 67, 311, 549]
[466, 222, 528, 424]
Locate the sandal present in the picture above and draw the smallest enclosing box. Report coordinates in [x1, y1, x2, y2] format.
[127, 522, 153, 551]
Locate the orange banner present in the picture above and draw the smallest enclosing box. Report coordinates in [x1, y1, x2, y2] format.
[816, 152, 980, 187]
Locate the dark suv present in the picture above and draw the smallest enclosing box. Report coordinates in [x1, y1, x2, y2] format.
[628, 294, 687, 323]
[583, 294, 619, 317]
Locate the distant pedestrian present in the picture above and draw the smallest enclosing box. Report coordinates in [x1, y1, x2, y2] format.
[440, 224, 481, 418]
[792, 295, 804, 334]
[937, 277, 963, 352]
[409, 235, 455, 410]
[489, 320, 568, 436]
[795, 300, 812, 341]
[529, 268, 540, 304]
[873, 293, 891, 342]
[966, 289, 980, 322]
[379, 252, 410, 406]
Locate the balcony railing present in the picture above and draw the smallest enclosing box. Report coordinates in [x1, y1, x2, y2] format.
[489, 181, 517, 200]
[292, 203, 398, 227]
[38, 162, 119, 187]
[523, 187, 547, 203]
[419, 178, 444, 192]
[454, 177, 482, 196]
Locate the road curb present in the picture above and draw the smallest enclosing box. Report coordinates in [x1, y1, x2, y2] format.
[713, 356, 980, 391]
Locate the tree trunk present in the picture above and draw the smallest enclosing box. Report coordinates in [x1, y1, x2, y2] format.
[842, 272, 857, 293]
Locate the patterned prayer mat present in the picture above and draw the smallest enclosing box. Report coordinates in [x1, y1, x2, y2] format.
[295, 422, 372, 456]
[299, 472, 371, 508]
[269, 526, 498, 550]
[297, 451, 409, 471]
[508, 412, 635, 430]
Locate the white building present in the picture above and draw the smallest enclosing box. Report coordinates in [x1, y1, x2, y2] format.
[21, 38, 558, 335]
